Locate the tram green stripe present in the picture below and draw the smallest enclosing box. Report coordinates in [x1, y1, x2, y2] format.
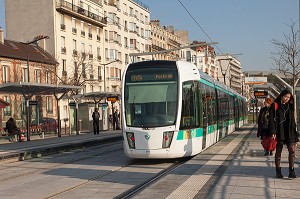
[177, 128, 203, 140]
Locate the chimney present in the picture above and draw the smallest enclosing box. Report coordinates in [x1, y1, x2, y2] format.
[0, 28, 4, 44]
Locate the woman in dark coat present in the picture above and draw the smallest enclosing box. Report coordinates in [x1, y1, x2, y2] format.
[268, 89, 299, 179]
[257, 97, 273, 155]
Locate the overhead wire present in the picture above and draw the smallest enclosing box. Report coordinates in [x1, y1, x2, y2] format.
[177, 0, 225, 55]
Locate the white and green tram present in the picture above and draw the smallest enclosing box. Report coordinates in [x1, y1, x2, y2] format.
[122, 60, 247, 159]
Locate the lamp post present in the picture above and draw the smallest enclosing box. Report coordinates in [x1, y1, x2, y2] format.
[22, 35, 49, 141]
[218, 58, 232, 86]
[102, 59, 119, 92]
[23, 35, 50, 82]
[240, 73, 245, 96]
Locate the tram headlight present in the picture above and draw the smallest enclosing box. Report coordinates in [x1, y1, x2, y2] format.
[126, 132, 135, 149]
[162, 131, 174, 148]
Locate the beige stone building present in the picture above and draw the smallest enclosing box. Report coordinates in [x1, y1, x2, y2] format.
[150, 20, 182, 60]
[5, 0, 151, 130]
[216, 55, 243, 93]
[5, 0, 151, 93]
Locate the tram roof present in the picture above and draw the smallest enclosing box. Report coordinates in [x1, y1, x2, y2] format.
[0, 82, 82, 96]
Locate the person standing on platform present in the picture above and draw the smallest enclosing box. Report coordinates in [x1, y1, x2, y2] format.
[113, 109, 120, 130]
[269, 89, 299, 179]
[92, 108, 100, 134]
[257, 97, 273, 155]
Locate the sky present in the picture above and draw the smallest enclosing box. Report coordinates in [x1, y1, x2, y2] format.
[0, 0, 298, 71]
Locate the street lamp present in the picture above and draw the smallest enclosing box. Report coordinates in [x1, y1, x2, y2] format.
[102, 59, 119, 92]
[240, 73, 245, 96]
[22, 35, 50, 82]
[21, 35, 49, 141]
[218, 58, 232, 86]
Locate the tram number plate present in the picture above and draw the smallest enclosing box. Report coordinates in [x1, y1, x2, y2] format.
[146, 150, 150, 153]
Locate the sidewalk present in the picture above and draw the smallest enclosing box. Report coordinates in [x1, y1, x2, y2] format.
[0, 130, 122, 162]
[206, 126, 300, 198]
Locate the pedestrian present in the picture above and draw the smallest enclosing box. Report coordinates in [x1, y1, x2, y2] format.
[268, 89, 299, 179]
[257, 97, 273, 155]
[92, 108, 100, 134]
[113, 109, 120, 130]
[6, 117, 22, 142]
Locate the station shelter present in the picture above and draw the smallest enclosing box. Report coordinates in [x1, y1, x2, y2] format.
[0, 82, 82, 141]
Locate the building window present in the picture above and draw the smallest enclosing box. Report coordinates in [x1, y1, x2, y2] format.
[46, 71, 51, 84]
[46, 96, 53, 114]
[2, 65, 8, 83]
[60, 14, 66, 30]
[61, 36, 66, 53]
[22, 68, 28, 82]
[62, 59, 66, 71]
[35, 69, 41, 83]
[3, 96, 11, 116]
[72, 18, 77, 33]
[109, 49, 117, 60]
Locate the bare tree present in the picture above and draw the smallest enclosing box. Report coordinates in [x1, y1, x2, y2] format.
[271, 19, 300, 95]
[271, 19, 300, 124]
[55, 52, 102, 95]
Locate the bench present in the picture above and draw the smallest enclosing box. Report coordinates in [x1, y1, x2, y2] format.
[1, 128, 19, 142]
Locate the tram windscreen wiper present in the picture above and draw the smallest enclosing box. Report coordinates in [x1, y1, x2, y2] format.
[132, 96, 146, 127]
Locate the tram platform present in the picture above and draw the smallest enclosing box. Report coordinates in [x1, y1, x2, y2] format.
[0, 130, 122, 162]
[134, 124, 300, 199]
[1, 124, 300, 198]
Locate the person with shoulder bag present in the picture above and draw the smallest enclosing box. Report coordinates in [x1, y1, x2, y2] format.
[258, 98, 273, 156]
[268, 89, 299, 179]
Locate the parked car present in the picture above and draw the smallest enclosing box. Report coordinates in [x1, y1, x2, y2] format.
[30, 117, 58, 133]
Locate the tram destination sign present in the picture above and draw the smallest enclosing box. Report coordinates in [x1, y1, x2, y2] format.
[254, 91, 268, 98]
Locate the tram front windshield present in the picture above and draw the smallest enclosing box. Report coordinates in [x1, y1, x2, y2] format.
[124, 67, 178, 128]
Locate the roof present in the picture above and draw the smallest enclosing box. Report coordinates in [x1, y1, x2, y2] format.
[0, 82, 82, 96]
[0, 40, 58, 65]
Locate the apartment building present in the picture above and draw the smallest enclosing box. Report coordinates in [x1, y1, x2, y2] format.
[150, 20, 183, 60]
[217, 55, 243, 93]
[5, 0, 151, 94]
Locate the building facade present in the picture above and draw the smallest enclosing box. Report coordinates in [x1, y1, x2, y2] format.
[0, 29, 58, 127]
[5, 0, 151, 94]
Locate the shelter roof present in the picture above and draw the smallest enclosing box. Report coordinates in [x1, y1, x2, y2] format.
[0, 82, 82, 96]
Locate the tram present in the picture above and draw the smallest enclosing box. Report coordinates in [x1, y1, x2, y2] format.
[121, 60, 247, 159]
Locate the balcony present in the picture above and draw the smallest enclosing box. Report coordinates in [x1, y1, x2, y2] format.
[73, 50, 78, 56]
[72, 28, 77, 34]
[61, 24, 66, 30]
[61, 47, 66, 54]
[56, 0, 107, 27]
[62, 71, 67, 76]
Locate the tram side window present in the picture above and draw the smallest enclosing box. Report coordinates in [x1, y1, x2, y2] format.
[208, 86, 217, 126]
[200, 83, 208, 126]
[217, 90, 229, 122]
[180, 81, 200, 129]
[229, 96, 234, 120]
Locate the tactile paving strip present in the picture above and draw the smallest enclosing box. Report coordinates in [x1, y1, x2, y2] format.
[166, 131, 247, 199]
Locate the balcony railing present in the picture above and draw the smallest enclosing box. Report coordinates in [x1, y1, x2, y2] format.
[56, 0, 107, 27]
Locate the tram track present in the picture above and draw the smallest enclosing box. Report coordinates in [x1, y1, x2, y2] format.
[0, 140, 123, 183]
[114, 157, 191, 199]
